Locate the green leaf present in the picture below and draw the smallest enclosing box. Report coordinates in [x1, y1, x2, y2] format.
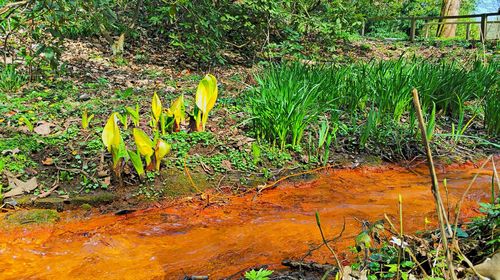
[128, 150, 144, 177]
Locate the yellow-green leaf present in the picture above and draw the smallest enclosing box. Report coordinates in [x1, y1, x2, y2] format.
[81, 110, 94, 129]
[171, 94, 185, 131]
[196, 74, 218, 114]
[195, 74, 218, 130]
[152, 92, 162, 121]
[102, 113, 120, 152]
[133, 128, 154, 158]
[155, 139, 171, 171]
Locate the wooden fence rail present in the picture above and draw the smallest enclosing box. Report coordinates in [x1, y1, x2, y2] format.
[363, 12, 500, 42]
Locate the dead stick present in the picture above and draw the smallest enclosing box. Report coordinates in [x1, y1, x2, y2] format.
[492, 158, 500, 192]
[412, 88, 457, 280]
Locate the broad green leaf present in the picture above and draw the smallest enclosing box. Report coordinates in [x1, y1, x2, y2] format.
[19, 116, 34, 132]
[154, 139, 171, 171]
[102, 113, 120, 152]
[152, 92, 162, 121]
[133, 128, 154, 158]
[128, 150, 145, 177]
[355, 231, 372, 249]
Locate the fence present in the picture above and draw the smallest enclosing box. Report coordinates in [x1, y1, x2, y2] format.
[362, 12, 500, 42]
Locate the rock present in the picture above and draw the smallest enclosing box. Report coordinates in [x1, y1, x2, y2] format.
[78, 93, 91, 101]
[473, 253, 500, 280]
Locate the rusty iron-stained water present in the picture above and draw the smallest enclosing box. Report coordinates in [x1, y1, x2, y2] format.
[0, 160, 496, 279]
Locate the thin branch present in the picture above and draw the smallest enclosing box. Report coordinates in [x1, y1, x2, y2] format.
[315, 211, 344, 278]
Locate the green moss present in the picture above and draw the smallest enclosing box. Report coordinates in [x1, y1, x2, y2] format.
[80, 203, 92, 211]
[5, 209, 59, 225]
[71, 192, 116, 205]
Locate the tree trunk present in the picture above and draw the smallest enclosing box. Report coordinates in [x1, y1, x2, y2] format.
[436, 0, 461, 37]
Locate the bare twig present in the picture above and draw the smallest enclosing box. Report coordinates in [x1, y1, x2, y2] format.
[412, 88, 457, 280]
[54, 164, 99, 185]
[301, 218, 346, 261]
[31, 172, 59, 201]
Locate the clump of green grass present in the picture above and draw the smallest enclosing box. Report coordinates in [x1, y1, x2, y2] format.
[0, 64, 26, 92]
[248, 63, 339, 149]
[484, 91, 500, 137]
[247, 59, 499, 153]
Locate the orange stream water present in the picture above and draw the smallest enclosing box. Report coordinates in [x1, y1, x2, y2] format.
[0, 161, 496, 280]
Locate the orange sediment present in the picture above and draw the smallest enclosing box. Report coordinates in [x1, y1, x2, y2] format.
[0, 160, 496, 279]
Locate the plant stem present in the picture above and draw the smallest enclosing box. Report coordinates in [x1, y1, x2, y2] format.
[315, 211, 344, 278]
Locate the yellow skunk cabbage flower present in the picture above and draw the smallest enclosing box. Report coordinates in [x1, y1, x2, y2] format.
[152, 92, 162, 122]
[195, 74, 218, 131]
[171, 94, 185, 131]
[133, 128, 154, 165]
[102, 112, 121, 152]
[81, 110, 94, 129]
[155, 139, 171, 171]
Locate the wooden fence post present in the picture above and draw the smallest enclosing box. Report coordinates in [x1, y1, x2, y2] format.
[465, 23, 471, 40]
[410, 17, 416, 42]
[480, 14, 487, 43]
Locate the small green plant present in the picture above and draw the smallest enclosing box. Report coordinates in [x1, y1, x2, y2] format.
[450, 104, 476, 145]
[19, 116, 34, 132]
[81, 110, 94, 129]
[317, 119, 334, 166]
[126, 104, 140, 127]
[244, 268, 273, 280]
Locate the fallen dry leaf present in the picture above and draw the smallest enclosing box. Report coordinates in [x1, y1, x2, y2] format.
[103, 176, 111, 186]
[42, 157, 54, 165]
[221, 160, 233, 171]
[1, 148, 20, 155]
[34, 122, 52, 135]
[4, 176, 38, 198]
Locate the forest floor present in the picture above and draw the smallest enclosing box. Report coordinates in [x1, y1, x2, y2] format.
[0, 37, 499, 213]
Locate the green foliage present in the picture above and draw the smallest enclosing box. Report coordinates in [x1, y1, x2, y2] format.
[244, 268, 273, 280]
[363, 0, 477, 39]
[467, 200, 500, 256]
